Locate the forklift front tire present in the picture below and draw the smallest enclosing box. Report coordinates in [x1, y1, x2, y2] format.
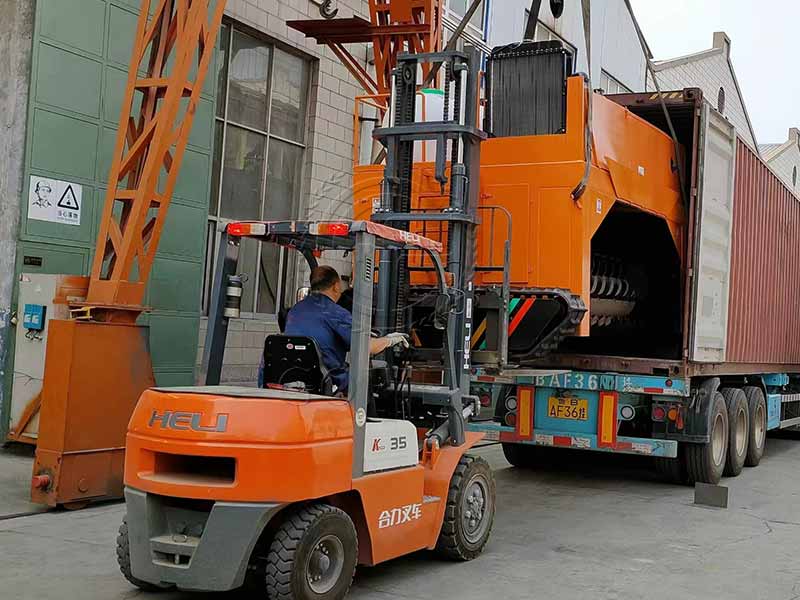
[116, 517, 172, 592]
[436, 455, 496, 561]
[265, 503, 357, 600]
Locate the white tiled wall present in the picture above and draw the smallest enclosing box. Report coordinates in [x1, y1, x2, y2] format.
[648, 45, 758, 149]
[198, 0, 370, 383]
[764, 132, 800, 194]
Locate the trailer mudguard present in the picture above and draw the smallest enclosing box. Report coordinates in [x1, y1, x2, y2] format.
[681, 377, 721, 443]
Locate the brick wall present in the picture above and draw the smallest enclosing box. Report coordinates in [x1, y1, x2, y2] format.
[197, 316, 279, 384]
[198, 0, 370, 383]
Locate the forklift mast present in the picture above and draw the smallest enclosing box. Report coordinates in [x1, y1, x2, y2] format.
[372, 49, 486, 445]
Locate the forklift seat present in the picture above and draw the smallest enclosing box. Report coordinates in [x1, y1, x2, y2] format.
[262, 335, 336, 396]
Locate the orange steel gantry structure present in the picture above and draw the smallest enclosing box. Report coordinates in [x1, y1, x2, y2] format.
[88, 0, 226, 316]
[289, 0, 442, 103]
[31, 0, 225, 507]
[29, 0, 445, 507]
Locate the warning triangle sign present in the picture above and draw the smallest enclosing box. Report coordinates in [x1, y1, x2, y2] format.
[57, 185, 80, 210]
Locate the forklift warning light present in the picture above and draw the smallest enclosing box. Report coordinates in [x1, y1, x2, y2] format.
[227, 222, 266, 237]
[313, 222, 350, 236]
[228, 222, 250, 236]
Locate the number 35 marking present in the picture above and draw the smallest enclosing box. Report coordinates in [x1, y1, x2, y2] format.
[390, 437, 407, 450]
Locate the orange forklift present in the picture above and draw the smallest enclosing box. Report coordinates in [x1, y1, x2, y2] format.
[118, 48, 496, 599]
[118, 220, 495, 598]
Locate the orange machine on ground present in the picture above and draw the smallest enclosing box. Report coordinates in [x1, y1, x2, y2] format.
[354, 42, 685, 365]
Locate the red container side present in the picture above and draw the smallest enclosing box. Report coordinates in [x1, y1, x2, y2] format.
[726, 139, 800, 364]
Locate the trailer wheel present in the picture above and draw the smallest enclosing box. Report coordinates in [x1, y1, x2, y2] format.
[743, 386, 767, 467]
[721, 388, 749, 477]
[436, 455, 496, 561]
[265, 504, 357, 600]
[116, 517, 171, 592]
[685, 392, 728, 485]
[654, 445, 687, 485]
[502, 442, 544, 468]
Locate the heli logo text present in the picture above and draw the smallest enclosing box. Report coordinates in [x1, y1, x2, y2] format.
[148, 410, 229, 432]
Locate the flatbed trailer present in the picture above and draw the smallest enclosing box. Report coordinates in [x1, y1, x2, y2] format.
[468, 368, 800, 478]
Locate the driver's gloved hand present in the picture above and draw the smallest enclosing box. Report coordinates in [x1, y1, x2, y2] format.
[385, 332, 410, 349]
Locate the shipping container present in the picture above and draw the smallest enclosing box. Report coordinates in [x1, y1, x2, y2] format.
[728, 140, 800, 365]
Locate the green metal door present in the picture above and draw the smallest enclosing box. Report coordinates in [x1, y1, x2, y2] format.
[15, 0, 217, 388]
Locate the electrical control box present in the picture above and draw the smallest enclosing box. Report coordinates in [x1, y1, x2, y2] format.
[8, 275, 71, 443]
[23, 303, 47, 331]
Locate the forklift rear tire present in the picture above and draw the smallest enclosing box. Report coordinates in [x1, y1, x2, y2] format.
[436, 455, 495, 561]
[502, 442, 543, 468]
[742, 386, 767, 467]
[116, 517, 172, 592]
[685, 392, 728, 485]
[265, 503, 357, 600]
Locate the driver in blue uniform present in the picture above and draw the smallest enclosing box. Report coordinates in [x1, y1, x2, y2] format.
[266, 265, 408, 393]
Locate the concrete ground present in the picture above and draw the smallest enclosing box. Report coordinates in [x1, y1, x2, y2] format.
[3, 436, 800, 600]
[0, 443, 48, 518]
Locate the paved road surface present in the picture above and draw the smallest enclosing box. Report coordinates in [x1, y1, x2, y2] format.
[3, 440, 800, 599]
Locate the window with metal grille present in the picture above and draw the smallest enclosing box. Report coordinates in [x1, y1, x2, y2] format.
[203, 23, 311, 317]
[448, 0, 486, 33]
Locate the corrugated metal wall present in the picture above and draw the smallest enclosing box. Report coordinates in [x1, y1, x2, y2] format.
[727, 139, 800, 364]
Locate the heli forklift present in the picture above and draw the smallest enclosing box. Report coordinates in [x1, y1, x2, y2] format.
[117, 50, 496, 599]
